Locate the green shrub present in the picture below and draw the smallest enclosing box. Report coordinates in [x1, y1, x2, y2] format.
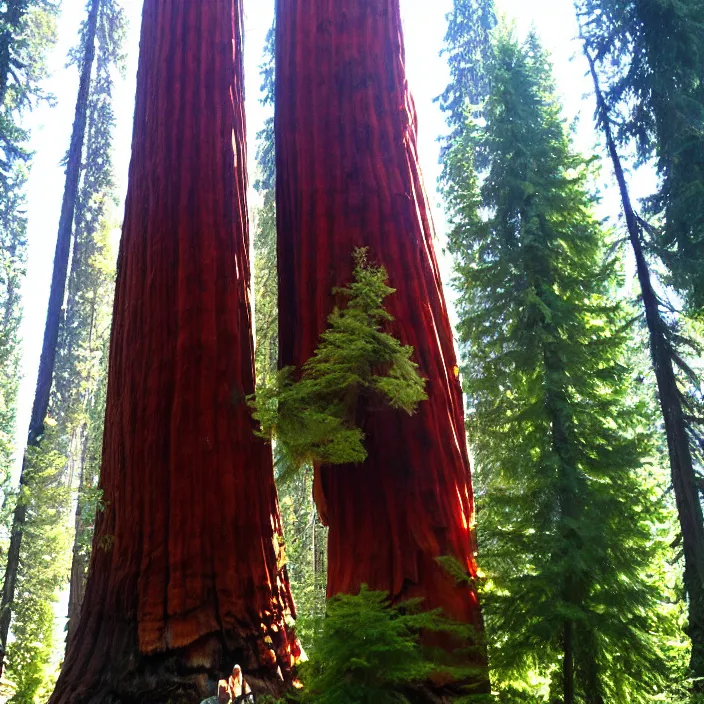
[294, 586, 486, 704]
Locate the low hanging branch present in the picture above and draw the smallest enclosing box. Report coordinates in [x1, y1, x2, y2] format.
[251, 248, 427, 471]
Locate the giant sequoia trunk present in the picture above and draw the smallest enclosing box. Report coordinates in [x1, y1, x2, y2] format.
[49, 2, 297, 702]
[275, 0, 487, 685]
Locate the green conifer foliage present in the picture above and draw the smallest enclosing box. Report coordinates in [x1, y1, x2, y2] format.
[0, 0, 57, 559]
[444, 28, 681, 702]
[251, 249, 427, 471]
[577, 9, 704, 686]
[0, 166, 25, 540]
[2, 0, 122, 690]
[438, 0, 496, 146]
[576, 0, 704, 314]
[297, 586, 480, 704]
[254, 189, 278, 389]
[4, 431, 71, 703]
[276, 469, 327, 648]
[0, 0, 58, 181]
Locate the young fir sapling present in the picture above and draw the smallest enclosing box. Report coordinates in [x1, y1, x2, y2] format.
[250, 248, 427, 469]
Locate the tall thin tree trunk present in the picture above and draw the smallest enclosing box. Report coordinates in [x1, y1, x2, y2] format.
[49, 2, 298, 701]
[580, 629, 606, 704]
[276, 0, 487, 691]
[0, 0, 100, 675]
[583, 41, 704, 687]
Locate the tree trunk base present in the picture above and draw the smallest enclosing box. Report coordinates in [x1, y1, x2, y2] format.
[51, 630, 291, 704]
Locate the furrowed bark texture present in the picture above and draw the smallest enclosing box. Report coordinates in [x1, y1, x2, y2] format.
[275, 0, 486, 652]
[50, 2, 297, 702]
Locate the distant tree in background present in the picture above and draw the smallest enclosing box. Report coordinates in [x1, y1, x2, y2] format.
[443, 27, 682, 702]
[0, 174, 26, 549]
[58, 0, 124, 646]
[0, 0, 58, 177]
[0, 0, 109, 690]
[0, 0, 58, 568]
[5, 431, 70, 704]
[437, 0, 496, 155]
[253, 24, 278, 390]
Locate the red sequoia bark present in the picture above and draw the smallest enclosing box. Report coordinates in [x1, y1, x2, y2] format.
[275, 0, 486, 673]
[50, 2, 297, 702]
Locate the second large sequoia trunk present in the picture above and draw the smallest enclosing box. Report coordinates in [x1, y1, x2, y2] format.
[50, 2, 297, 702]
[275, 0, 486, 671]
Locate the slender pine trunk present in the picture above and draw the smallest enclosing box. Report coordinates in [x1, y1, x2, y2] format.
[540, 273, 581, 704]
[582, 40, 704, 688]
[549, 390, 577, 704]
[0, 0, 100, 675]
[579, 628, 605, 704]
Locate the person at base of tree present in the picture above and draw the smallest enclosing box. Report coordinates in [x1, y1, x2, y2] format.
[218, 664, 254, 703]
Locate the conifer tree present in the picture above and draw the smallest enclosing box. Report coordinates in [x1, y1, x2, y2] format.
[58, 0, 124, 644]
[252, 250, 428, 470]
[0, 0, 58, 178]
[576, 0, 704, 314]
[0, 0, 57, 561]
[298, 586, 481, 704]
[0, 2, 122, 690]
[0, 0, 82, 677]
[253, 23, 278, 390]
[4, 431, 71, 703]
[0, 170, 26, 543]
[438, 0, 496, 153]
[276, 4, 489, 695]
[444, 29, 680, 702]
[576, 8, 704, 687]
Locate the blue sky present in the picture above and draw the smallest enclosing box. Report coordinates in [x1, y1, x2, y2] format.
[16, 0, 648, 463]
